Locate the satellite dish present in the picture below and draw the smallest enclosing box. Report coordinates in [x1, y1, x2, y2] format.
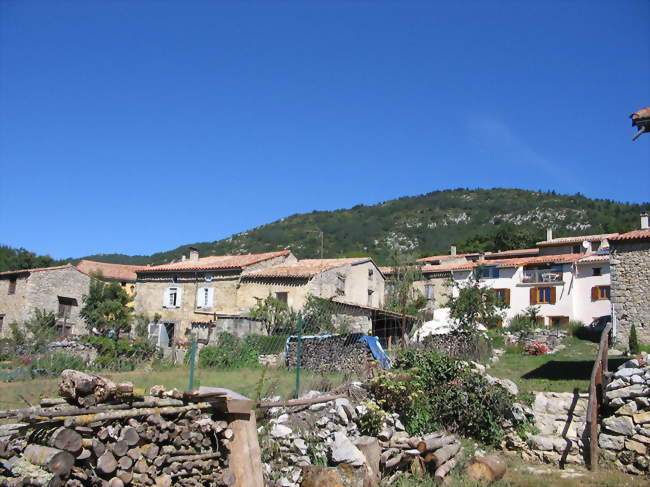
[582, 240, 591, 249]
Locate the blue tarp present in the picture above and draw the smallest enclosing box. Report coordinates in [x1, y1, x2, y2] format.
[357, 335, 392, 369]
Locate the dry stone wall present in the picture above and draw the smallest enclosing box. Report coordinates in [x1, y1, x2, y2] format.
[599, 356, 650, 475]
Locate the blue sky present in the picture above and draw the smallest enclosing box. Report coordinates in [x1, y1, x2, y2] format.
[1, 0, 649, 259]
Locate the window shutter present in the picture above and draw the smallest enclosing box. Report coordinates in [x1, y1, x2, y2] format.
[591, 286, 598, 301]
[550, 287, 556, 304]
[530, 287, 537, 305]
[163, 288, 170, 308]
[505, 288, 511, 306]
[207, 287, 214, 308]
[196, 288, 203, 308]
[175, 287, 183, 308]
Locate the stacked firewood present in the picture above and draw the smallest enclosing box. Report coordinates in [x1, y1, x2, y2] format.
[379, 432, 463, 483]
[0, 371, 237, 487]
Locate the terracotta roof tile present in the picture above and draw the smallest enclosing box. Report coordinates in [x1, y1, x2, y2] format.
[76, 260, 139, 281]
[245, 258, 370, 279]
[609, 229, 650, 242]
[484, 248, 539, 259]
[135, 250, 292, 273]
[422, 253, 586, 273]
[536, 233, 618, 247]
[0, 264, 78, 277]
[416, 253, 478, 262]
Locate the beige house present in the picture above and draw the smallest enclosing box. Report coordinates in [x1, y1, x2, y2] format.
[239, 257, 385, 311]
[0, 265, 92, 337]
[76, 260, 140, 299]
[134, 249, 295, 343]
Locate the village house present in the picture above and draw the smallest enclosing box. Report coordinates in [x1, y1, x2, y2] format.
[134, 249, 294, 345]
[609, 213, 650, 344]
[0, 265, 92, 337]
[76, 260, 140, 302]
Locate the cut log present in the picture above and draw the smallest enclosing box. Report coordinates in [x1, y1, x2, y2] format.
[47, 427, 82, 452]
[410, 456, 426, 477]
[111, 440, 128, 457]
[23, 444, 75, 477]
[59, 370, 133, 407]
[121, 426, 139, 446]
[434, 456, 459, 484]
[97, 451, 118, 475]
[432, 441, 461, 468]
[417, 434, 456, 453]
[384, 453, 404, 469]
[466, 455, 507, 483]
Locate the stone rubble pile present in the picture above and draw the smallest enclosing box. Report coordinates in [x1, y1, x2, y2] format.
[259, 386, 462, 487]
[47, 339, 98, 363]
[599, 354, 650, 475]
[504, 329, 567, 354]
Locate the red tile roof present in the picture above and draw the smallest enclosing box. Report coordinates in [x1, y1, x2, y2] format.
[536, 233, 618, 247]
[135, 251, 292, 273]
[416, 253, 478, 263]
[245, 258, 370, 279]
[0, 264, 77, 277]
[76, 260, 139, 281]
[484, 248, 539, 259]
[609, 229, 650, 242]
[422, 253, 586, 273]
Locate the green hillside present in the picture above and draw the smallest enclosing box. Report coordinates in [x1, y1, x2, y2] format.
[74, 188, 648, 266]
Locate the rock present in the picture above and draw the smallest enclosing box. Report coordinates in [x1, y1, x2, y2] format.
[636, 397, 650, 408]
[309, 402, 328, 412]
[276, 414, 290, 424]
[626, 439, 648, 455]
[294, 438, 308, 455]
[614, 368, 645, 379]
[606, 378, 627, 391]
[621, 359, 640, 369]
[635, 455, 649, 471]
[603, 416, 636, 436]
[485, 375, 519, 396]
[393, 418, 405, 431]
[509, 403, 527, 422]
[335, 398, 356, 421]
[615, 401, 639, 416]
[270, 424, 293, 439]
[630, 375, 646, 385]
[331, 432, 366, 467]
[300, 465, 366, 487]
[599, 434, 625, 451]
[632, 411, 650, 425]
[606, 385, 646, 400]
[528, 435, 554, 451]
[354, 436, 380, 484]
[610, 398, 625, 408]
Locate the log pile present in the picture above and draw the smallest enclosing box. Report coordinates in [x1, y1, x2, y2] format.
[285, 335, 375, 375]
[0, 371, 263, 487]
[378, 432, 463, 484]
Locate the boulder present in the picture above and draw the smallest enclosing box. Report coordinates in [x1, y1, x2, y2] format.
[331, 432, 366, 467]
[271, 424, 293, 439]
[613, 368, 645, 379]
[598, 434, 624, 451]
[632, 411, 650, 425]
[301, 465, 366, 487]
[626, 439, 648, 455]
[603, 416, 636, 436]
[606, 385, 646, 400]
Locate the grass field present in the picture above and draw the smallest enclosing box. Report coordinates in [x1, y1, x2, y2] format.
[486, 335, 627, 395]
[0, 365, 351, 410]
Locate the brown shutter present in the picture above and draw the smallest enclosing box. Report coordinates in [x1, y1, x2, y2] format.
[550, 287, 556, 304]
[591, 286, 598, 301]
[505, 288, 511, 305]
[530, 287, 537, 305]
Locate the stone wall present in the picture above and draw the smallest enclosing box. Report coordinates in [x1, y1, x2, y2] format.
[420, 331, 492, 362]
[599, 357, 650, 475]
[0, 274, 28, 337]
[610, 240, 650, 344]
[285, 334, 375, 374]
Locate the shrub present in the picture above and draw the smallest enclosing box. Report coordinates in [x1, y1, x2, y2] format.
[523, 342, 549, 355]
[569, 320, 585, 337]
[198, 333, 285, 369]
[357, 401, 388, 436]
[371, 349, 518, 444]
[81, 336, 156, 370]
[32, 352, 87, 375]
[630, 324, 640, 355]
[508, 314, 535, 334]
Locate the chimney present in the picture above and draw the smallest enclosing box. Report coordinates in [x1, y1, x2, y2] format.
[641, 212, 649, 230]
[450, 245, 457, 256]
[546, 228, 553, 241]
[189, 247, 199, 261]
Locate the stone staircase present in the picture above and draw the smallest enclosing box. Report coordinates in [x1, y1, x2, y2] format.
[525, 391, 590, 466]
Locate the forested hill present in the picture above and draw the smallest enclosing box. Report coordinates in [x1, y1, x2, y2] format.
[73, 188, 647, 267]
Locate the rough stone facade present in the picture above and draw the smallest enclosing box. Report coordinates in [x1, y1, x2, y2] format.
[610, 240, 650, 344]
[0, 266, 92, 337]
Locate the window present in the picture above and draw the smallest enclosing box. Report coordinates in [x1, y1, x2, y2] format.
[367, 289, 374, 306]
[572, 245, 581, 254]
[494, 288, 510, 305]
[57, 296, 78, 319]
[530, 286, 555, 304]
[196, 287, 214, 308]
[275, 292, 288, 305]
[476, 266, 499, 279]
[8, 278, 16, 295]
[164, 287, 182, 308]
[592, 268, 602, 277]
[424, 284, 434, 300]
[336, 274, 346, 296]
[591, 285, 610, 301]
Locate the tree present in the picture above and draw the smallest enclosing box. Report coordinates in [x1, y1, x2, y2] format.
[80, 280, 134, 332]
[629, 324, 640, 355]
[447, 272, 507, 331]
[385, 252, 427, 346]
[249, 294, 293, 335]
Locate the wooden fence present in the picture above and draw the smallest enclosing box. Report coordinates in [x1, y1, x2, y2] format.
[585, 321, 613, 470]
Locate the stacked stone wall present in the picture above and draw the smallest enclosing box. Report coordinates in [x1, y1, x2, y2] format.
[610, 241, 650, 345]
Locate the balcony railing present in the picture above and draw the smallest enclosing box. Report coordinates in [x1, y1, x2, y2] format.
[522, 269, 563, 284]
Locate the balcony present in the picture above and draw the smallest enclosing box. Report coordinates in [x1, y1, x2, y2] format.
[522, 269, 563, 284]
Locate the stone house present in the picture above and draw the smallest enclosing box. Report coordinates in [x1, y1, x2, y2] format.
[609, 213, 650, 344]
[134, 249, 295, 344]
[0, 265, 92, 337]
[76, 260, 140, 302]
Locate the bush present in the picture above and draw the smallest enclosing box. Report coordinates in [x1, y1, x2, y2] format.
[508, 314, 535, 334]
[630, 324, 640, 355]
[198, 333, 285, 369]
[569, 320, 585, 337]
[371, 349, 519, 444]
[81, 336, 156, 370]
[32, 352, 87, 375]
[357, 401, 388, 436]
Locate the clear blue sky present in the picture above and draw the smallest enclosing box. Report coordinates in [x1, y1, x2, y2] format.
[1, 1, 649, 259]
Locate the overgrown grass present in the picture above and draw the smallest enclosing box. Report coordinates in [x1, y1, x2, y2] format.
[487, 335, 623, 394]
[0, 365, 352, 410]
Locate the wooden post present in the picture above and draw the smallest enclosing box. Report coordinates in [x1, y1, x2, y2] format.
[228, 411, 264, 487]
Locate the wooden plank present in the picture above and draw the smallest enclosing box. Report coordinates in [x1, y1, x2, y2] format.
[227, 411, 264, 487]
